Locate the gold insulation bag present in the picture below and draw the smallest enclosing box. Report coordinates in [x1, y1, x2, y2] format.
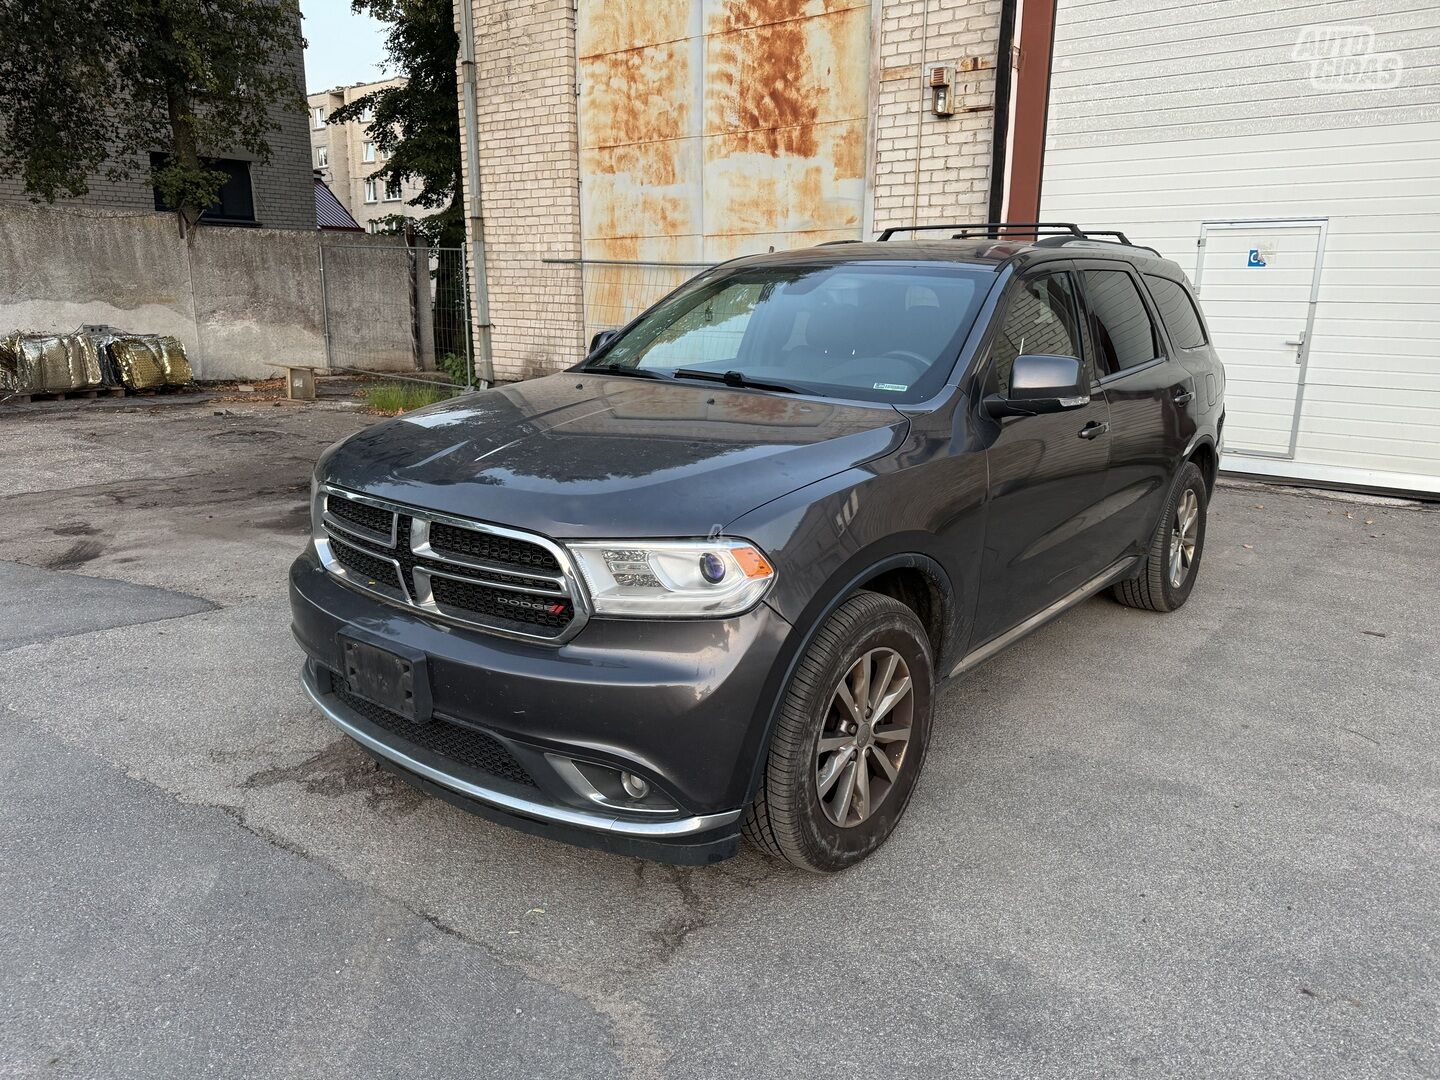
[0, 333, 30, 392]
[66, 334, 104, 388]
[111, 338, 166, 390]
[23, 336, 74, 390]
[153, 336, 193, 385]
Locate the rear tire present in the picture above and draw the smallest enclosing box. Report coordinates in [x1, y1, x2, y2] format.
[743, 591, 933, 873]
[1112, 461, 1208, 613]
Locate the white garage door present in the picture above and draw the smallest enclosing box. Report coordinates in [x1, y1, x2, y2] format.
[1040, 1, 1440, 494]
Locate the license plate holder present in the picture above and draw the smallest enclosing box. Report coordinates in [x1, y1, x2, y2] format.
[338, 634, 431, 723]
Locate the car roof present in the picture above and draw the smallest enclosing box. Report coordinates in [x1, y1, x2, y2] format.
[727, 237, 1189, 282]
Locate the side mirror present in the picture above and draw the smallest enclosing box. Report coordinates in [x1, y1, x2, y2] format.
[984, 354, 1090, 418]
[588, 329, 619, 356]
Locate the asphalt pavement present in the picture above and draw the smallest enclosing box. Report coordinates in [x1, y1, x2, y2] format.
[1, 397, 1436, 1079]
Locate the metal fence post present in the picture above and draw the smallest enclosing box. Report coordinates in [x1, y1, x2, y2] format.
[458, 242, 474, 390]
[318, 239, 334, 371]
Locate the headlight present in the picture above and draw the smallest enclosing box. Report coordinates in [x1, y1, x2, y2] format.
[566, 538, 775, 617]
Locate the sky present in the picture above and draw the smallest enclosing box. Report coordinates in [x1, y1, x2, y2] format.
[300, 0, 390, 93]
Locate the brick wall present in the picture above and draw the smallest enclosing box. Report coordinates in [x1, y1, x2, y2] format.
[870, 0, 1002, 232]
[0, 37, 314, 230]
[460, 0, 584, 383]
[454, 0, 1000, 383]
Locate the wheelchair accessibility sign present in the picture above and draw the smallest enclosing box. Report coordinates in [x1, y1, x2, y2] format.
[1247, 242, 1276, 268]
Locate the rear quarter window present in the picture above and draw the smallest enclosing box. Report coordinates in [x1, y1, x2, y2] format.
[1145, 276, 1208, 350]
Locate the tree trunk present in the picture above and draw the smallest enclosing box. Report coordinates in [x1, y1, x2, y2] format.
[166, 83, 202, 236]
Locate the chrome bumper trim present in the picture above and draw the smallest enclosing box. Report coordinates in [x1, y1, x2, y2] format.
[301, 665, 741, 839]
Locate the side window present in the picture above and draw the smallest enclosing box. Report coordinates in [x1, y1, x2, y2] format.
[1145, 276, 1207, 350]
[1084, 269, 1160, 375]
[988, 272, 1083, 397]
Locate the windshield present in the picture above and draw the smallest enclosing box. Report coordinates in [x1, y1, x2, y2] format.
[581, 263, 992, 403]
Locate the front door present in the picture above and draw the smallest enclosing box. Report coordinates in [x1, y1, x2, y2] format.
[1195, 219, 1326, 459]
[971, 267, 1114, 646]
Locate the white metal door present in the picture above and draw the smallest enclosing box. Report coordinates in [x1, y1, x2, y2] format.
[1195, 219, 1326, 459]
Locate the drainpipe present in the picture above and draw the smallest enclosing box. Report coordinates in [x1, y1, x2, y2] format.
[457, 0, 495, 387]
[985, 0, 1019, 228]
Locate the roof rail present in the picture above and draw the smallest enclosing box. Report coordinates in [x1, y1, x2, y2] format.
[876, 221, 1139, 246]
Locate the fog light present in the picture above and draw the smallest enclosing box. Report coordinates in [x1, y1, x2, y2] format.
[621, 772, 650, 799]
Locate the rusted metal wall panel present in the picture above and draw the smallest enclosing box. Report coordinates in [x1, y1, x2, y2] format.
[578, 0, 871, 271]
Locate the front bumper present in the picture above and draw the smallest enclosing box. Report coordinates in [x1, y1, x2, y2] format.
[289, 548, 793, 861]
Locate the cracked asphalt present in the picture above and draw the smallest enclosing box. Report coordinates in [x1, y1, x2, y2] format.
[1, 396, 1437, 1079]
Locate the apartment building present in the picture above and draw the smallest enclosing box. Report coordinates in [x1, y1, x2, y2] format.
[308, 78, 425, 233]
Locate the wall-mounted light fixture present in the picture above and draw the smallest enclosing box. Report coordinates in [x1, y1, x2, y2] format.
[929, 64, 956, 117]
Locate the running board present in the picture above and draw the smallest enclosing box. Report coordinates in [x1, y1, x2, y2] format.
[947, 556, 1142, 679]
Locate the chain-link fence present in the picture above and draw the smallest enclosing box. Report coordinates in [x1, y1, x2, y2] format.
[542, 257, 716, 349]
[319, 241, 473, 396]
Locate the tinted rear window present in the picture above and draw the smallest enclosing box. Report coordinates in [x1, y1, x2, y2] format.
[1084, 269, 1160, 374]
[1145, 276, 1207, 350]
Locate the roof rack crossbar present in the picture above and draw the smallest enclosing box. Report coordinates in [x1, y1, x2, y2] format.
[877, 221, 1085, 241]
[1079, 229, 1133, 245]
[875, 222, 1148, 248]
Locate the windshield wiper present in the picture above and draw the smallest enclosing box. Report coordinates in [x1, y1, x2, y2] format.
[672, 368, 806, 395]
[584, 363, 673, 381]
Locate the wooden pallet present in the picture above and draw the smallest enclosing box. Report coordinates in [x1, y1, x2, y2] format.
[121, 384, 189, 397]
[2, 386, 127, 405]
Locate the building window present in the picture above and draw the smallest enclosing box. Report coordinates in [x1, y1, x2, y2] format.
[364, 179, 377, 203]
[312, 106, 325, 128]
[362, 141, 376, 163]
[314, 145, 328, 168]
[384, 176, 402, 202]
[360, 105, 374, 123]
[150, 153, 256, 225]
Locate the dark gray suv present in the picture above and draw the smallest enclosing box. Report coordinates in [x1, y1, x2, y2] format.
[290, 223, 1225, 872]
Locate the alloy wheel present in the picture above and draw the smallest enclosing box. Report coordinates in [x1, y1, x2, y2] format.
[1169, 488, 1200, 588]
[814, 647, 914, 828]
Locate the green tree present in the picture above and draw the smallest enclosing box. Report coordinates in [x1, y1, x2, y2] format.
[330, 0, 468, 364]
[327, 0, 462, 248]
[0, 0, 303, 232]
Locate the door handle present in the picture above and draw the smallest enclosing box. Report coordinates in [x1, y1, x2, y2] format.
[1285, 330, 1306, 364]
[1173, 389, 1194, 405]
[1078, 421, 1108, 440]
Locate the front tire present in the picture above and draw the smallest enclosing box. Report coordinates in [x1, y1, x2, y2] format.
[743, 592, 933, 873]
[1112, 460, 1208, 612]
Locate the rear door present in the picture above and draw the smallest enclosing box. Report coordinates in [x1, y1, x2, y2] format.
[971, 264, 1115, 645]
[1076, 262, 1198, 554]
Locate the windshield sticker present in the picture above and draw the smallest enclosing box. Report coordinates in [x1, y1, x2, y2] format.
[872, 382, 909, 392]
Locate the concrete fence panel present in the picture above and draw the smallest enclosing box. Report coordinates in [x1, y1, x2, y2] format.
[0, 205, 421, 381]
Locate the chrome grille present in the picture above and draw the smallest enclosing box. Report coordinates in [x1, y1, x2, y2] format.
[315, 486, 589, 643]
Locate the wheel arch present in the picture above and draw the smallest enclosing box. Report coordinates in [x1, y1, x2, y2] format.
[1185, 434, 1220, 494]
[741, 549, 961, 806]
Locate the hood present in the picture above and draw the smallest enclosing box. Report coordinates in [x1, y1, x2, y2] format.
[320, 374, 909, 538]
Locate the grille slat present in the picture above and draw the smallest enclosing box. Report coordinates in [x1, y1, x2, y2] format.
[429, 521, 560, 572]
[320, 490, 580, 641]
[334, 686, 536, 787]
[330, 539, 404, 595]
[327, 496, 394, 540]
[430, 573, 573, 631]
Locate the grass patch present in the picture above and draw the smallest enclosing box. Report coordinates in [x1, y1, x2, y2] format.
[364, 383, 453, 415]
